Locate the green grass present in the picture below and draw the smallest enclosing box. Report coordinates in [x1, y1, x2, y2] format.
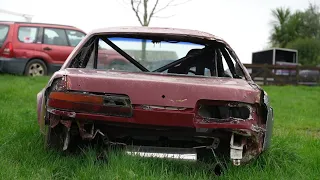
[0, 75, 319, 179]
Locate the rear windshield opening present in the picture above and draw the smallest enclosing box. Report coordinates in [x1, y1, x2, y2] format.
[70, 35, 245, 79]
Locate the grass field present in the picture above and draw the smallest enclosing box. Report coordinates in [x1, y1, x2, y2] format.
[0, 75, 319, 179]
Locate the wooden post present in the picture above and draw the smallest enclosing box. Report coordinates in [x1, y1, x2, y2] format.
[263, 64, 268, 85]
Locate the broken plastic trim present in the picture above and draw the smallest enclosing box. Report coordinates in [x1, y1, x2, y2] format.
[126, 146, 197, 161]
[140, 105, 187, 111]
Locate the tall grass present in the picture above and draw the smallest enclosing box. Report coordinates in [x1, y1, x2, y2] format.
[0, 75, 319, 179]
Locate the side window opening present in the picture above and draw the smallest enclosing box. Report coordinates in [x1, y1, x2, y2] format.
[43, 28, 68, 46]
[219, 48, 245, 79]
[66, 30, 85, 47]
[18, 27, 38, 43]
[219, 50, 233, 78]
[228, 49, 246, 79]
[70, 37, 96, 68]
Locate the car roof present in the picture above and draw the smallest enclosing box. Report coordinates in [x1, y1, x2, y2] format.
[89, 26, 224, 42]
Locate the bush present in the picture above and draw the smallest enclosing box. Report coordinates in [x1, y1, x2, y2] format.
[286, 38, 320, 65]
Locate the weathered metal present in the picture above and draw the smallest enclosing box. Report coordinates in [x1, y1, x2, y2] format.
[36, 26, 273, 167]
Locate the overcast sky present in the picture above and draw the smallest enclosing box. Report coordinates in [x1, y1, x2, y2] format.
[0, 0, 316, 63]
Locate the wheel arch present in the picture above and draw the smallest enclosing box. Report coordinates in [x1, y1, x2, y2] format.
[24, 57, 49, 75]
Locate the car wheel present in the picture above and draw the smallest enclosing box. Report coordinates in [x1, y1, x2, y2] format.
[25, 59, 47, 76]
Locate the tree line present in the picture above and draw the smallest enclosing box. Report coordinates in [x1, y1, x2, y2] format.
[270, 3, 320, 65]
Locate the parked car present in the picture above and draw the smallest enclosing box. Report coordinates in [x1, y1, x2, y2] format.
[299, 64, 320, 85]
[274, 61, 300, 76]
[37, 27, 273, 167]
[0, 21, 86, 76]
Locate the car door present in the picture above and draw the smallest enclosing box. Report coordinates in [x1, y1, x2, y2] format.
[42, 27, 73, 65]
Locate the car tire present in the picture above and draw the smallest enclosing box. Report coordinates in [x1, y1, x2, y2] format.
[24, 59, 47, 76]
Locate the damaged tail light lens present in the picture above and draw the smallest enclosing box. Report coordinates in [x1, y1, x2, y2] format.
[47, 90, 133, 117]
[48, 78, 133, 117]
[51, 77, 67, 92]
[197, 102, 251, 121]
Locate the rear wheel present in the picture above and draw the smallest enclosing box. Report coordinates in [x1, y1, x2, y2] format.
[24, 59, 47, 76]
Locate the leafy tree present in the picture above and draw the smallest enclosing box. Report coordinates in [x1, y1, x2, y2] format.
[269, 3, 320, 65]
[270, 8, 303, 47]
[299, 3, 320, 39]
[287, 38, 320, 65]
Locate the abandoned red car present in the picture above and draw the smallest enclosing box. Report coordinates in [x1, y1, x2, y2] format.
[36, 27, 273, 166]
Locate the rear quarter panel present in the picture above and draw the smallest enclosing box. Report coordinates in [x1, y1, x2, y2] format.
[0, 23, 14, 52]
[12, 24, 41, 61]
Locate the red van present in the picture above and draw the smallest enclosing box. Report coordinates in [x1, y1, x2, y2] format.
[0, 21, 86, 76]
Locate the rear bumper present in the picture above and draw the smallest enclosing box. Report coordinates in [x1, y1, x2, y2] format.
[47, 107, 259, 132]
[0, 57, 28, 75]
[45, 107, 265, 165]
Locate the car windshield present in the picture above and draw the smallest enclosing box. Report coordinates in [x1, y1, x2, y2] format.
[0, 25, 9, 45]
[99, 37, 205, 71]
[71, 35, 245, 79]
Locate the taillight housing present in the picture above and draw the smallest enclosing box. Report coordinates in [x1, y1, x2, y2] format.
[51, 77, 67, 92]
[1, 42, 14, 58]
[196, 100, 252, 122]
[47, 77, 133, 117]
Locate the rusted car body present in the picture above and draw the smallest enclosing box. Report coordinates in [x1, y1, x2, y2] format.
[36, 27, 273, 166]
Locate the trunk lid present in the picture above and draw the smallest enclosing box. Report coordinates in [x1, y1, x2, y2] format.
[63, 68, 260, 108]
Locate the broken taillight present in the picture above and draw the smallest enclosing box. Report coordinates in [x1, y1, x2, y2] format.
[196, 101, 252, 121]
[47, 77, 133, 117]
[1, 42, 14, 58]
[47, 91, 133, 117]
[51, 77, 67, 92]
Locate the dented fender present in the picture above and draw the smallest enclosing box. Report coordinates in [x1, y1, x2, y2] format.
[37, 71, 66, 134]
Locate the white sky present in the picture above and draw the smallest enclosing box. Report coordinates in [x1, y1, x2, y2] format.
[0, 0, 315, 63]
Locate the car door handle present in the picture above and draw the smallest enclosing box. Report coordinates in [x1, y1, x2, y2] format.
[43, 47, 52, 51]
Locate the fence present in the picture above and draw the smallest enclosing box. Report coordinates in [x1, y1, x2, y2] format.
[243, 64, 320, 86]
